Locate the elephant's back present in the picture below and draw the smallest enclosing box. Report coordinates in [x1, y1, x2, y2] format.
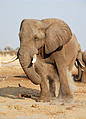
[42, 18, 64, 24]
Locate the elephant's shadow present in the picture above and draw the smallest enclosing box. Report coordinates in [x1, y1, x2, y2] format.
[0, 86, 40, 100]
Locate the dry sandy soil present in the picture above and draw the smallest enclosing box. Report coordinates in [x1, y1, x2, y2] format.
[0, 55, 86, 119]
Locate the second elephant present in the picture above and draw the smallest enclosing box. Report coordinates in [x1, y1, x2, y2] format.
[74, 50, 86, 82]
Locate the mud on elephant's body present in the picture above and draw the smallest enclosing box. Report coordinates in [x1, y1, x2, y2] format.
[18, 18, 78, 102]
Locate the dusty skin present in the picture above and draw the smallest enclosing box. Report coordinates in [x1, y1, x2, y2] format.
[0, 54, 86, 119]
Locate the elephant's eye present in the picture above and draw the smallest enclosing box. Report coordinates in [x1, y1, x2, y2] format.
[34, 36, 39, 41]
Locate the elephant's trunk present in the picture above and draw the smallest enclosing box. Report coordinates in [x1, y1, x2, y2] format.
[19, 47, 41, 85]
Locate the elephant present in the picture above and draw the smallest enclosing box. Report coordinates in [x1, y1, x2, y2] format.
[18, 18, 79, 102]
[73, 50, 86, 82]
[81, 51, 86, 82]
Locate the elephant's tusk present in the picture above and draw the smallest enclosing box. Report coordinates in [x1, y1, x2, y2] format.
[75, 61, 78, 67]
[79, 60, 85, 68]
[1, 56, 18, 64]
[32, 54, 37, 64]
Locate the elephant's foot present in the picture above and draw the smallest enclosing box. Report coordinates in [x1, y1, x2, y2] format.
[36, 92, 56, 102]
[50, 96, 74, 106]
[51, 91, 73, 104]
[57, 95, 73, 103]
[37, 96, 51, 102]
[37, 79, 51, 102]
[49, 92, 56, 101]
[50, 92, 56, 98]
[57, 84, 73, 103]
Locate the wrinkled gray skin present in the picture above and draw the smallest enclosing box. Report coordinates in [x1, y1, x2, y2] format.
[74, 51, 86, 82]
[18, 18, 78, 102]
[33, 56, 58, 101]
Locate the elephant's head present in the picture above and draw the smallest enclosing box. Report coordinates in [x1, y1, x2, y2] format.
[19, 19, 48, 84]
[19, 18, 72, 85]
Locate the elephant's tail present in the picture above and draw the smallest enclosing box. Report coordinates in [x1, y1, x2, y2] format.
[67, 70, 77, 92]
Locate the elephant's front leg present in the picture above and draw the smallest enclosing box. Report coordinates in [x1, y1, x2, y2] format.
[34, 59, 51, 102]
[48, 77, 56, 98]
[54, 52, 73, 101]
[37, 78, 51, 102]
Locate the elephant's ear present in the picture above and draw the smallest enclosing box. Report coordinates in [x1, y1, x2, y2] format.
[45, 23, 72, 54]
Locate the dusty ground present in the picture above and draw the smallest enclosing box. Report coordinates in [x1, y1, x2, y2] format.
[0, 55, 86, 119]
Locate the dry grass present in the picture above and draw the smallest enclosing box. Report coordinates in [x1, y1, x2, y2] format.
[0, 50, 17, 56]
